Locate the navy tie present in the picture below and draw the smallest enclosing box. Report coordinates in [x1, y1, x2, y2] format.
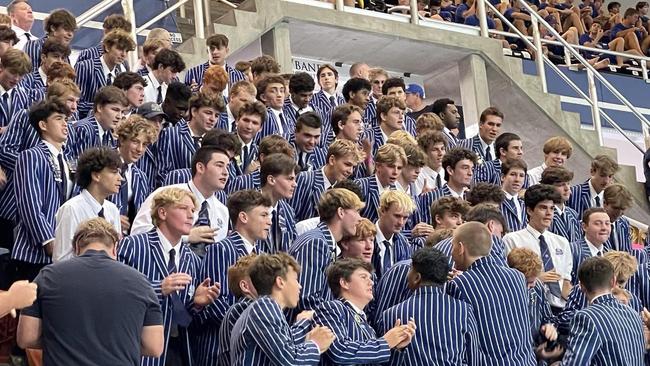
[102, 131, 111, 146]
[97, 207, 104, 218]
[156, 85, 163, 104]
[271, 209, 282, 252]
[107, 73, 113, 85]
[57, 153, 68, 203]
[594, 195, 601, 207]
[485, 146, 493, 161]
[192, 136, 202, 150]
[539, 235, 562, 297]
[279, 113, 288, 133]
[435, 174, 442, 190]
[195, 200, 211, 227]
[1, 93, 9, 121]
[329, 95, 336, 108]
[610, 223, 619, 251]
[167, 248, 193, 328]
[241, 145, 249, 171]
[119, 164, 128, 216]
[382, 240, 392, 275]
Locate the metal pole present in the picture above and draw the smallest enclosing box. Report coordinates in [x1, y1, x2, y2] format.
[77, 0, 120, 26]
[194, 0, 205, 39]
[180, 3, 186, 17]
[410, 0, 419, 25]
[335, 0, 344, 10]
[476, 0, 489, 38]
[642, 60, 648, 83]
[136, 0, 189, 34]
[204, 0, 212, 36]
[121, 0, 138, 72]
[530, 16, 547, 93]
[587, 68, 604, 145]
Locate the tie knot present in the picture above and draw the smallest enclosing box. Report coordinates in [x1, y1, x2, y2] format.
[169, 248, 176, 258]
[201, 200, 209, 210]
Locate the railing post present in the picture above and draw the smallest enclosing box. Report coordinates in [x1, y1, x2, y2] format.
[587, 68, 604, 145]
[121, 0, 138, 72]
[530, 16, 547, 93]
[476, 0, 489, 38]
[410, 0, 419, 25]
[642, 60, 649, 83]
[335, 0, 344, 10]
[204, 0, 212, 36]
[194, 0, 205, 39]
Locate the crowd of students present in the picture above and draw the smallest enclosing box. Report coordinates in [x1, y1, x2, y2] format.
[1, 0, 650, 365]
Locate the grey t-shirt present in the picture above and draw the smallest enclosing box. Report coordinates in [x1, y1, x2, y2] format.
[22, 249, 163, 366]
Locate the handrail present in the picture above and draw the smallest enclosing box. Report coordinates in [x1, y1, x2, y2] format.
[477, 0, 647, 153]
[76, 0, 121, 26]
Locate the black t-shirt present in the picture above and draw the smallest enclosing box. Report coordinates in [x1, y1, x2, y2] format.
[407, 104, 435, 122]
[22, 249, 163, 366]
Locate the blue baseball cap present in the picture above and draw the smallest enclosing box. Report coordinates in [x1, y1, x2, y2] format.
[405, 84, 425, 98]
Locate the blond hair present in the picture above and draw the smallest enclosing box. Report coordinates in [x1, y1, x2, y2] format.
[318, 188, 365, 222]
[150, 188, 198, 227]
[73, 218, 120, 251]
[603, 183, 633, 210]
[340, 218, 376, 242]
[604, 251, 638, 282]
[379, 190, 416, 215]
[375, 143, 407, 165]
[386, 130, 417, 147]
[116, 114, 158, 145]
[326, 139, 365, 164]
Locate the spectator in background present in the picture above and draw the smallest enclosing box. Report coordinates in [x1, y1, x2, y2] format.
[580, 22, 627, 67]
[24, 9, 77, 72]
[185, 34, 247, 93]
[145, 27, 172, 48]
[644, 137, 650, 205]
[541, 166, 582, 243]
[342, 77, 373, 127]
[528, 136, 573, 185]
[20, 39, 70, 93]
[113, 71, 148, 114]
[0, 49, 32, 129]
[0, 25, 19, 58]
[7, 0, 35, 51]
[161, 81, 192, 126]
[405, 83, 432, 121]
[17, 218, 165, 365]
[610, 8, 650, 58]
[137, 38, 168, 77]
[568, 154, 619, 220]
[250, 55, 280, 83]
[235, 60, 253, 82]
[460, 106, 503, 165]
[144, 49, 186, 105]
[349, 62, 370, 80]
[76, 14, 132, 64]
[283, 72, 316, 130]
[430, 98, 461, 148]
[637, 1, 650, 31]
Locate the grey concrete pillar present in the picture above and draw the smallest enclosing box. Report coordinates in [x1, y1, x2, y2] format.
[458, 54, 490, 136]
[261, 22, 292, 73]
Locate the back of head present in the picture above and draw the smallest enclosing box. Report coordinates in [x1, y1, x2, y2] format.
[318, 188, 365, 222]
[524, 184, 561, 210]
[75, 147, 122, 189]
[411, 247, 450, 286]
[578, 257, 614, 293]
[73, 217, 120, 254]
[507, 247, 542, 279]
[453, 221, 492, 257]
[465, 183, 505, 206]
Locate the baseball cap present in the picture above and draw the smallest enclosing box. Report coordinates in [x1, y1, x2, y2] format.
[405, 84, 425, 98]
[135, 102, 168, 119]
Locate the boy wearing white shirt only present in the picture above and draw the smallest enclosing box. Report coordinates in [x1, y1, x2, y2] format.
[53, 147, 122, 262]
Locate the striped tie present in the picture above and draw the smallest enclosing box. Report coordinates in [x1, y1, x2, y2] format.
[539, 235, 562, 297]
[195, 200, 211, 227]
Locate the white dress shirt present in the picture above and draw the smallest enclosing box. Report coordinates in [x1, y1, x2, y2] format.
[504, 190, 523, 223]
[295, 217, 320, 236]
[414, 166, 446, 196]
[144, 72, 167, 104]
[53, 189, 121, 262]
[585, 237, 605, 257]
[374, 222, 394, 267]
[589, 180, 603, 207]
[130, 181, 228, 242]
[527, 163, 547, 186]
[43, 140, 73, 200]
[503, 225, 573, 308]
[158, 228, 182, 269]
[270, 108, 285, 135]
[11, 25, 36, 51]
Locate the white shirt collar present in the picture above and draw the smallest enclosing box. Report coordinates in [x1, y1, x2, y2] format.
[478, 135, 495, 152]
[188, 179, 208, 203]
[42, 140, 62, 156]
[157, 228, 182, 255]
[0, 84, 12, 97]
[588, 180, 602, 202]
[322, 90, 336, 100]
[237, 232, 256, 255]
[100, 56, 119, 79]
[11, 25, 27, 37]
[554, 204, 566, 215]
[585, 237, 604, 256]
[526, 224, 545, 238]
[227, 105, 235, 125]
[80, 189, 104, 212]
[321, 167, 333, 190]
[148, 72, 162, 89]
[37, 67, 47, 85]
[375, 221, 393, 243]
[503, 190, 518, 201]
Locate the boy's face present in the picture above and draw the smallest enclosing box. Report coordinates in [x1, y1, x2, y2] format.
[261, 82, 285, 109]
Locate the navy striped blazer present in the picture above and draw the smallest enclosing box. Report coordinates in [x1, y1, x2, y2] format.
[379, 285, 482, 366]
[290, 169, 326, 222]
[117, 229, 202, 366]
[459, 135, 491, 163]
[549, 206, 582, 243]
[310, 91, 345, 135]
[255, 108, 291, 144]
[570, 238, 601, 286]
[371, 231, 412, 280]
[442, 129, 460, 149]
[161, 169, 228, 205]
[416, 184, 454, 226]
[313, 299, 391, 365]
[355, 175, 384, 223]
[136, 144, 159, 191]
[288, 221, 337, 315]
[261, 199, 297, 253]
[18, 69, 45, 92]
[71, 116, 117, 159]
[108, 164, 150, 218]
[229, 295, 320, 365]
[156, 120, 197, 187]
[363, 124, 387, 158]
[11, 142, 63, 264]
[364, 99, 377, 129]
[74, 55, 109, 119]
[229, 170, 261, 194]
[372, 259, 412, 326]
[215, 297, 254, 366]
[631, 262, 650, 309]
[567, 180, 593, 220]
[193, 232, 262, 366]
[183, 62, 245, 89]
[24, 37, 45, 71]
[604, 216, 632, 253]
[404, 115, 417, 136]
[500, 196, 527, 232]
[562, 294, 645, 365]
[446, 256, 536, 365]
[76, 44, 102, 63]
[0, 86, 31, 127]
[473, 158, 501, 185]
[528, 280, 557, 345]
[435, 236, 507, 268]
